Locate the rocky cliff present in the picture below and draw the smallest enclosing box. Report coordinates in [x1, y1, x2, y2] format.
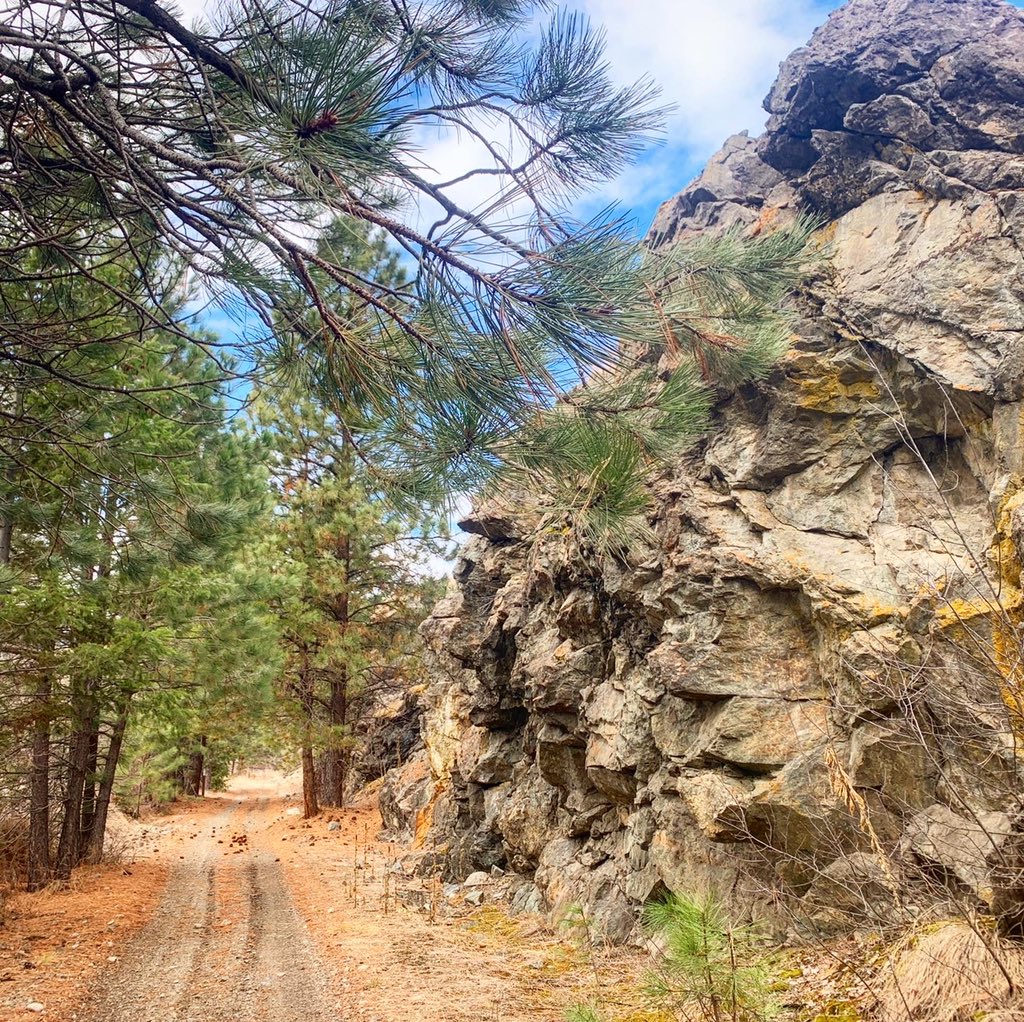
[383, 0, 1024, 939]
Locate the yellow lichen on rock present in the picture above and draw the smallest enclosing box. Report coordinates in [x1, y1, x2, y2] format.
[789, 369, 882, 414]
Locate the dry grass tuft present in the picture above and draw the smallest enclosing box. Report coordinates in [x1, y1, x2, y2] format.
[876, 920, 1024, 1022]
[465, 904, 526, 940]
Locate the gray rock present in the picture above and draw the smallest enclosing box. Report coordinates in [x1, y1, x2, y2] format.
[805, 853, 901, 929]
[683, 698, 830, 773]
[904, 803, 1012, 894]
[848, 721, 936, 811]
[407, 0, 1024, 941]
[464, 871, 491, 886]
[510, 882, 545, 915]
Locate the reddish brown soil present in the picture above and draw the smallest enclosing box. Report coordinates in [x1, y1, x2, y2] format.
[0, 801, 192, 1019]
[0, 774, 648, 1021]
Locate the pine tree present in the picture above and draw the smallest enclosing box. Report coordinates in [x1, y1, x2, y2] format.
[0, 0, 813, 539]
[0, 262, 275, 885]
[258, 385, 445, 815]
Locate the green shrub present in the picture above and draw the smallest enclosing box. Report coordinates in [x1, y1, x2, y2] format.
[642, 890, 774, 1022]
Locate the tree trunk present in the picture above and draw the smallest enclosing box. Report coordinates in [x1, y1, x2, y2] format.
[54, 726, 90, 883]
[299, 646, 318, 818]
[183, 737, 205, 797]
[320, 669, 349, 808]
[0, 388, 23, 567]
[77, 718, 100, 864]
[301, 740, 319, 819]
[0, 518, 12, 566]
[26, 672, 51, 892]
[85, 697, 131, 865]
[319, 526, 351, 808]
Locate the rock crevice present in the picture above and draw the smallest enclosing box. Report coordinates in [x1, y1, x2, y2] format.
[383, 0, 1024, 939]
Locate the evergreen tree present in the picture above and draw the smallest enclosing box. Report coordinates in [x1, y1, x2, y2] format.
[255, 217, 449, 814]
[0, 0, 813, 538]
[0, 262, 275, 885]
[258, 385, 445, 816]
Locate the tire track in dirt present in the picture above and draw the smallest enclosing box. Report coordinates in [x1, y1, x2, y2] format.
[223, 797, 337, 1021]
[82, 796, 337, 1022]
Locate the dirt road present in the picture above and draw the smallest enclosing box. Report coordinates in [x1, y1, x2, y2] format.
[83, 791, 337, 1022]
[6, 773, 629, 1021]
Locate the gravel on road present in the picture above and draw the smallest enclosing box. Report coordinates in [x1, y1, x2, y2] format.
[83, 797, 339, 1022]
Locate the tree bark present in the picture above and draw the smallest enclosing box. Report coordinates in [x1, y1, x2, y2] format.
[77, 717, 100, 864]
[183, 737, 205, 797]
[85, 696, 131, 865]
[0, 388, 24, 567]
[320, 527, 351, 808]
[299, 646, 318, 818]
[26, 671, 51, 892]
[54, 725, 90, 883]
[0, 518, 12, 566]
[319, 672, 349, 808]
[301, 740, 319, 819]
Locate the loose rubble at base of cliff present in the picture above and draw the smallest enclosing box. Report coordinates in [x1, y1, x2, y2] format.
[382, 0, 1024, 943]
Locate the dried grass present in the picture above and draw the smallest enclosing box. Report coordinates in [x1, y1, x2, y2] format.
[0, 811, 28, 926]
[875, 921, 1024, 1022]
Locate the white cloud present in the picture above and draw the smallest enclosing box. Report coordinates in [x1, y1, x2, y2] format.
[404, 1, 826, 228]
[581, 0, 822, 151]
[573, 0, 826, 215]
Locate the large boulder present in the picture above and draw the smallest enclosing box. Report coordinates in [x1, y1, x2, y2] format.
[409, 0, 1024, 939]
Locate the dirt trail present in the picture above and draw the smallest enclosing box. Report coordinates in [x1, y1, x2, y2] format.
[5, 773, 876, 1022]
[83, 784, 337, 1022]
[9, 773, 636, 1021]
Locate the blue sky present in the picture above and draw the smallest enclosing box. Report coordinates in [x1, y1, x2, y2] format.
[188, 0, 1024, 343]
[572, 0, 837, 231]
[574, 0, 1024, 233]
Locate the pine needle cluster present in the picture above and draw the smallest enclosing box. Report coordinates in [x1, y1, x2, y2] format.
[643, 892, 774, 1022]
[491, 217, 818, 555]
[566, 890, 775, 1022]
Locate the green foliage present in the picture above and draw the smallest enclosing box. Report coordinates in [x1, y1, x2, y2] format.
[1, 0, 814, 544]
[0, 243, 289, 873]
[566, 1006, 606, 1022]
[490, 217, 817, 554]
[253, 217, 448, 808]
[565, 891, 776, 1022]
[642, 891, 774, 1022]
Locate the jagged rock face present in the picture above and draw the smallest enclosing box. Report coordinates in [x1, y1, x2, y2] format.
[387, 0, 1024, 939]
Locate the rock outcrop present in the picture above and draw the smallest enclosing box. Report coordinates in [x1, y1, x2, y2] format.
[384, 0, 1024, 939]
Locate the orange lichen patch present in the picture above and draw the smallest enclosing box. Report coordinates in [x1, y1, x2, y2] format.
[994, 620, 1024, 742]
[932, 591, 1023, 631]
[789, 371, 882, 414]
[814, 220, 839, 246]
[0, 860, 169, 1019]
[750, 204, 782, 236]
[928, 481, 1024, 743]
[994, 488, 1024, 589]
[413, 775, 446, 848]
